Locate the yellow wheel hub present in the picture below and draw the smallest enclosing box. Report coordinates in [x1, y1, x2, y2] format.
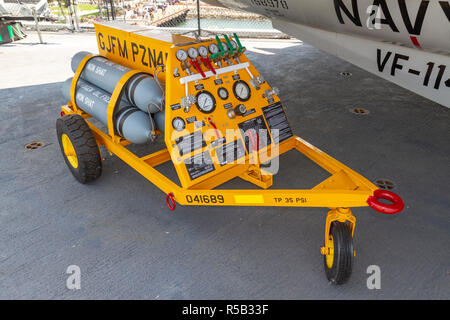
[325, 234, 334, 269]
[61, 134, 78, 168]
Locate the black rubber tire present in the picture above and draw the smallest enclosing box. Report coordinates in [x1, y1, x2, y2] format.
[56, 114, 102, 184]
[323, 221, 354, 285]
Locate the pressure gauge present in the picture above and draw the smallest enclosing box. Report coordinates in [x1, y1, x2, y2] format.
[176, 49, 188, 61]
[209, 43, 219, 54]
[217, 87, 229, 100]
[172, 117, 186, 131]
[230, 40, 238, 50]
[198, 45, 208, 57]
[221, 42, 228, 51]
[188, 47, 199, 59]
[233, 80, 251, 102]
[195, 91, 216, 114]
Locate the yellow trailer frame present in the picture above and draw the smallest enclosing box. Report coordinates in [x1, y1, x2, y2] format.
[58, 22, 404, 284]
[63, 91, 371, 261]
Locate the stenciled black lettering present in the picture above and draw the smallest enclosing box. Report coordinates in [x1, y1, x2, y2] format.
[131, 42, 139, 62]
[398, 0, 429, 35]
[139, 45, 148, 66]
[377, 49, 392, 72]
[148, 48, 156, 67]
[434, 65, 446, 89]
[334, 0, 362, 26]
[424, 62, 434, 86]
[98, 32, 105, 50]
[391, 53, 409, 76]
[439, 1, 450, 22]
[372, 0, 400, 32]
[156, 51, 164, 66]
[118, 39, 128, 59]
[105, 35, 111, 53]
[110, 36, 116, 54]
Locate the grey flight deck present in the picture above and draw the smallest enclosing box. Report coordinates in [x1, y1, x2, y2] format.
[0, 32, 448, 299]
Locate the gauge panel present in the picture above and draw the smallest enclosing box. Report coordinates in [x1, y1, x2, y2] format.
[209, 43, 219, 54]
[221, 42, 228, 51]
[195, 90, 216, 114]
[217, 87, 229, 100]
[167, 37, 286, 189]
[188, 47, 199, 59]
[172, 117, 186, 131]
[176, 49, 188, 61]
[233, 80, 251, 102]
[198, 45, 208, 57]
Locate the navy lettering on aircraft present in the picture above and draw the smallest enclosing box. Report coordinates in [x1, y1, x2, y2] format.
[97, 32, 167, 69]
[334, 0, 449, 36]
[377, 49, 449, 89]
[439, 1, 450, 21]
[372, 0, 400, 32]
[398, 0, 429, 35]
[334, 0, 362, 26]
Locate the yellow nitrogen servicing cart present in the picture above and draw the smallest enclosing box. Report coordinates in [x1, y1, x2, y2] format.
[57, 22, 404, 284]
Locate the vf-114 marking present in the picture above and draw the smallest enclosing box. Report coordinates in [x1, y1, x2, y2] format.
[377, 49, 449, 90]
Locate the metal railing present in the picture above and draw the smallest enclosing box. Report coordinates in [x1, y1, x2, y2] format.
[12, 0, 289, 39]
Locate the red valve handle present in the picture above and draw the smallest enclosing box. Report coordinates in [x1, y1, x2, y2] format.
[189, 59, 206, 78]
[200, 57, 216, 75]
[256, 132, 259, 152]
[166, 192, 176, 211]
[248, 130, 259, 152]
[367, 189, 404, 214]
[208, 117, 221, 139]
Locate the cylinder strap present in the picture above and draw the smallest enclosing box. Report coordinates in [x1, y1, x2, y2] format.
[116, 106, 139, 137]
[126, 74, 147, 107]
[106, 69, 142, 139]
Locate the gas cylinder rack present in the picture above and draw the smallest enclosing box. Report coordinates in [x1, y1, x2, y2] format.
[57, 22, 404, 284]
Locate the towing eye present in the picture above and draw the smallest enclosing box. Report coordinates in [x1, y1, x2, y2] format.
[367, 189, 404, 214]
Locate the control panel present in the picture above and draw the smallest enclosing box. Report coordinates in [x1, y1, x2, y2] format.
[164, 34, 293, 189]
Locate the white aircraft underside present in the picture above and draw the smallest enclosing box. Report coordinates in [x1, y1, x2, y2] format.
[204, 0, 450, 108]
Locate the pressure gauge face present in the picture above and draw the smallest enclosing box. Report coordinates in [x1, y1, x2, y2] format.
[172, 117, 186, 131]
[176, 49, 188, 61]
[198, 45, 208, 57]
[217, 87, 229, 100]
[221, 42, 228, 51]
[196, 91, 216, 114]
[230, 40, 238, 50]
[237, 104, 247, 114]
[208, 43, 219, 54]
[233, 80, 251, 102]
[188, 47, 199, 59]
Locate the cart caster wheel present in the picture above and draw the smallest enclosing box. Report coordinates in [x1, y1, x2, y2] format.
[323, 221, 353, 285]
[56, 114, 102, 184]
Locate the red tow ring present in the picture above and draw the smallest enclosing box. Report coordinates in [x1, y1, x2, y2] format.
[166, 192, 176, 211]
[367, 189, 404, 214]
